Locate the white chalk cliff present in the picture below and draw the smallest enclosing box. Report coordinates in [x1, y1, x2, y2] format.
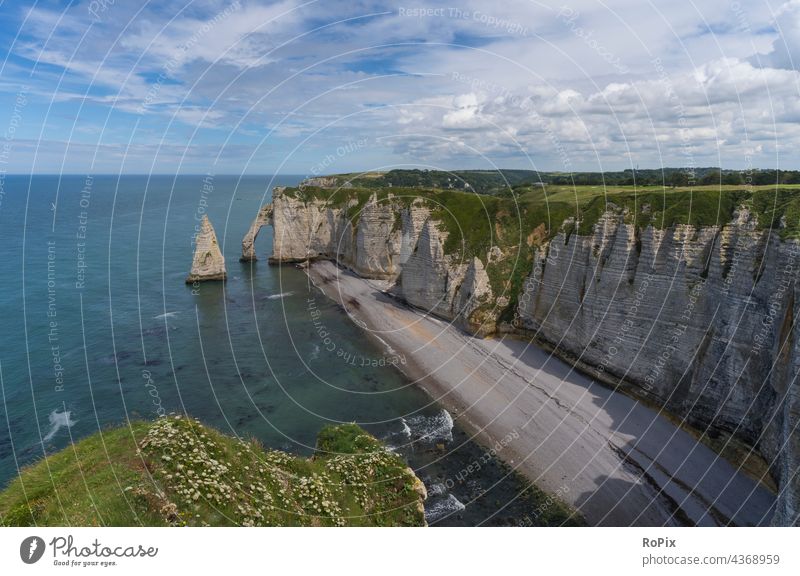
[186, 215, 226, 283]
[516, 209, 799, 526]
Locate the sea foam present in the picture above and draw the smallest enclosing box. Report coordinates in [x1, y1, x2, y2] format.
[404, 409, 454, 444]
[425, 493, 466, 523]
[43, 409, 76, 442]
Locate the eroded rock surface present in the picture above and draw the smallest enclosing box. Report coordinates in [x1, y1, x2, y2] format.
[516, 212, 798, 525]
[240, 204, 273, 261]
[186, 215, 226, 283]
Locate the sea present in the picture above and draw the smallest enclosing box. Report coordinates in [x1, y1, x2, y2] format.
[0, 174, 543, 526]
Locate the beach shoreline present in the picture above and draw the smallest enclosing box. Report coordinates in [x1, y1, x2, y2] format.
[304, 259, 776, 527]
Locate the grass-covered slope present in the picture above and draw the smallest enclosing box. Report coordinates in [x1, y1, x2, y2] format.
[0, 416, 426, 527]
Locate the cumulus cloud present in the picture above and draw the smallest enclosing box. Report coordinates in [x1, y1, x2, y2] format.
[752, 0, 800, 69]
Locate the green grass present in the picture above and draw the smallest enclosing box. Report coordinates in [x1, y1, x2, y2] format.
[304, 169, 536, 194]
[0, 417, 426, 527]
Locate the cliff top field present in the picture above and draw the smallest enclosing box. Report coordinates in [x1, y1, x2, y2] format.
[0, 417, 426, 527]
[312, 168, 800, 194]
[290, 173, 800, 244]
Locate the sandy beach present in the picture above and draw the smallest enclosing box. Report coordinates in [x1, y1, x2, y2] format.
[306, 260, 776, 526]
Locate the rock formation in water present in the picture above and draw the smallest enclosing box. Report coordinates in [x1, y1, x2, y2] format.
[265, 182, 800, 524]
[241, 203, 273, 261]
[186, 215, 226, 283]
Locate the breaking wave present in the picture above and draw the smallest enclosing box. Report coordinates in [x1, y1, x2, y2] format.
[425, 493, 465, 524]
[264, 291, 294, 300]
[43, 409, 76, 442]
[404, 409, 454, 444]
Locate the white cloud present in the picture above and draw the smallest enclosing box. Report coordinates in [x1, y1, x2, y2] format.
[752, 0, 800, 69]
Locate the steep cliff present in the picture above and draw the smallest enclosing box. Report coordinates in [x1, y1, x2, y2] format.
[186, 215, 226, 283]
[516, 209, 799, 526]
[240, 204, 273, 261]
[263, 182, 799, 524]
[401, 219, 494, 334]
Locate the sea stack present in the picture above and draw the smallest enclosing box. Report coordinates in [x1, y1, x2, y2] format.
[240, 203, 273, 261]
[186, 215, 226, 283]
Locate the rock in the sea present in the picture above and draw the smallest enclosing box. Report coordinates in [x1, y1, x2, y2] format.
[186, 215, 226, 283]
[241, 203, 273, 261]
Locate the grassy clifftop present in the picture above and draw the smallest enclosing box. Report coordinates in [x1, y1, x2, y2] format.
[0, 416, 426, 527]
[289, 180, 800, 245]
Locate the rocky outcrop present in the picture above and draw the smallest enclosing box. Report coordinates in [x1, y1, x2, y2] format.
[186, 215, 226, 283]
[453, 256, 494, 332]
[399, 219, 452, 318]
[400, 220, 494, 334]
[240, 203, 273, 261]
[516, 210, 799, 525]
[267, 189, 344, 264]
[266, 187, 492, 332]
[268, 188, 411, 278]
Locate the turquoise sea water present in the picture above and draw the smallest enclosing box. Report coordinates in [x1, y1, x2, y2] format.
[0, 175, 544, 526]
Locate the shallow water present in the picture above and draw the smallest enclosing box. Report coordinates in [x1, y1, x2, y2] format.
[0, 175, 547, 526]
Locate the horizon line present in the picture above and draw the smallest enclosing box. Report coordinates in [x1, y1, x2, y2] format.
[0, 167, 795, 177]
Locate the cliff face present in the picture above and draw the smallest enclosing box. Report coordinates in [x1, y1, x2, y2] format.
[401, 219, 494, 333]
[186, 215, 226, 283]
[267, 187, 494, 332]
[265, 186, 798, 524]
[516, 209, 799, 526]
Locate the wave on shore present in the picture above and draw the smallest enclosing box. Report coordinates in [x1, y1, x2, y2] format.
[154, 311, 178, 319]
[425, 493, 466, 524]
[404, 409, 454, 445]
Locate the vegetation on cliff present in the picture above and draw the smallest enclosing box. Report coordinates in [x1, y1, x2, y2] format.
[304, 167, 800, 194]
[320, 168, 535, 194]
[285, 174, 800, 321]
[0, 416, 425, 527]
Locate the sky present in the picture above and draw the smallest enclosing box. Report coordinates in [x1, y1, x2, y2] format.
[0, 0, 798, 174]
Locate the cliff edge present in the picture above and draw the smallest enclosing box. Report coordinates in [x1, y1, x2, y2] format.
[0, 416, 426, 527]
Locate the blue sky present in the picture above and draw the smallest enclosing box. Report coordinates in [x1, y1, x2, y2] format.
[0, 0, 797, 174]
